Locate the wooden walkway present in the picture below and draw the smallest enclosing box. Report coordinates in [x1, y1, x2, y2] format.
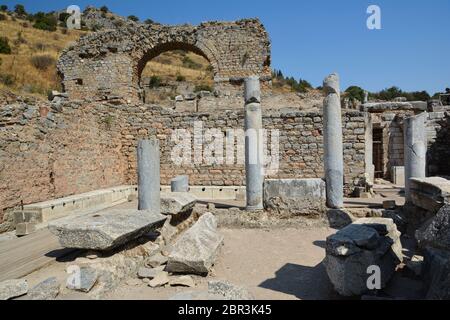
[0, 228, 75, 282]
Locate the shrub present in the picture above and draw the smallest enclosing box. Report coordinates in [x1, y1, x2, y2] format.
[176, 74, 186, 82]
[100, 6, 109, 13]
[0, 5, 7, 11]
[149, 75, 161, 88]
[127, 15, 139, 22]
[194, 84, 213, 92]
[34, 42, 47, 51]
[14, 4, 26, 16]
[182, 56, 202, 70]
[0, 37, 12, 54]
[32, 12, 57, 31]
[30, 54, 55, 70]
[0, 73, 15, 86]
[345, 86, 365, 102]
[0, 13, 6, 20]
[144, 18, 154, 25]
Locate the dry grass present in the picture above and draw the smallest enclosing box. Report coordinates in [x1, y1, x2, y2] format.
[0, 13, 290, 100]
[142, 51, 214, 86]
[0, 14, 86, 98]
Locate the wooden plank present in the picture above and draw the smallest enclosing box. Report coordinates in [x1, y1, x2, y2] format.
[0, 229, 75, 281]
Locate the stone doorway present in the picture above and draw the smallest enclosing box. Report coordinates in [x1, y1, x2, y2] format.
[373, 126, 384, 178]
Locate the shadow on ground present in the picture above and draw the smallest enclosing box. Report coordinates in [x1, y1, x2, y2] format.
[258, 262, 342, 300]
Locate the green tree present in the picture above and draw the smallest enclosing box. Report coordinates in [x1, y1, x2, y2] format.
[0, 5, 7, 11]
[14, 4, 26, 16]
[144, 18, 154, 24]
[32, 12, 57, 31]
[345, 86, 365, 102]
[100, 6, 109, 13]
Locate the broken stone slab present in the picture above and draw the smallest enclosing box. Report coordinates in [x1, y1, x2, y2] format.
[422, 247, 450, 299]
[416, 204, 450, 251]
[263, 178, 326, 217]
[409, 177, 450, 213]
[66, 266, 98, 293]
[324, 218, 403, 296]
[326, 209, 356, 229]
[361, 101, 427, 113]
[48, 209, 166, 250]
[169, 275, 195, 287]
[160, 193, 197, 215]
[148, 271, 169, 288]
[0, 279, 28, 300]
[144, 252, 168, 268]
[138, 265, 165, 279]
[166, 213, 223, 275]
[27, 277, 60, 300]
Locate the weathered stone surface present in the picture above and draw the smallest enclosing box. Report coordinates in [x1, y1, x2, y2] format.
[324, 218, 403, 296]
[48, 209, 166, 250]
[160, 193, 197, 215]
[148, 271, 169, 288]
[66, 266, 98, 293]
[323, 73, 344, 209]
[0, 279, 28, 300]
[208, 280, 254, 300]
[27, 277, 60, 300]
[169, 280, 253, 300]
[137, 138, 161, 213]
[169, 275, 195, 287]
[137, 266, 165, 279]
[166, 213, 223, 275]
[409, 177, 450, 213]
[326, 209, 356, 229]
[416, 205, 450, 251]
[361, 101, 427, 113]
[422, 247, 450, 299]
[144, 252, 168, 268]
[264, 178, 326, 217]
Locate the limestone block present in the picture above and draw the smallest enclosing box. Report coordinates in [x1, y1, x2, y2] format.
[160, 192, 197, 215]
[264, 178, 326, 216]
[0, 279, 28, 300]
[48, 209, 166, 250]
[166, 213, 223, 275]
[324, 218, 403, 296]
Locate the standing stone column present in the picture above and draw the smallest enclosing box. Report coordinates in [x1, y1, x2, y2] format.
[404, 112, 427, 202]
[323, 73, 344, 208]
[137, 138, 160, 213]
[244, 76, 264, 210]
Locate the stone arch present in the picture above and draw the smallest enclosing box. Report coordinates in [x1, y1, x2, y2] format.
[57, 19, 271, 103]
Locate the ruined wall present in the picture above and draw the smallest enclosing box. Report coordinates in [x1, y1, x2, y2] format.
[427, 111, 450, 176]
[0, 100, 128, 232]
[120, 107, 367, 195]
[57, 19, 271, 103]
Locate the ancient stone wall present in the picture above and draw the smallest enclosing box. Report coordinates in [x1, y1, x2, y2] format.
[0, 100, 367, 232]
[427, 111, 450, 176]
[0, 101, 128, 232]
[57, 19, 271, 103]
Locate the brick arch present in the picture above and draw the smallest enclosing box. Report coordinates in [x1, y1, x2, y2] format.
[57, 19, 271, 103]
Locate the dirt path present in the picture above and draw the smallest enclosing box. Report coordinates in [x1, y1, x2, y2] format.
[102, 227, 339, 300]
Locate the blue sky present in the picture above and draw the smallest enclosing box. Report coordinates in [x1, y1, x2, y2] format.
[3, 0, 449, 94]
